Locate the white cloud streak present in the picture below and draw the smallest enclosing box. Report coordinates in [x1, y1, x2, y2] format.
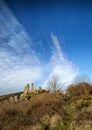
[0, 1, 43, 95]
[42, 33, 79, 89]
[0, 1, 79, 95]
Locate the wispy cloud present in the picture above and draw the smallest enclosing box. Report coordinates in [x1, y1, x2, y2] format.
[0, 1, 79, 95]
[42, 33, 79, 89]
[0, 1, 43, 95]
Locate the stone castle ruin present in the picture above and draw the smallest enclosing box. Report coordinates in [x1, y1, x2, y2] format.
[23, 83, 46, 95]
[24, 83, 37, 95]
[5, 83, 48, 102]
[19, 83, 47, 101]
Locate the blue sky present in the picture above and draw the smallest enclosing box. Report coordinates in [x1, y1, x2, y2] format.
[6, 0, 92, 75]
[0, 0, 92, 95]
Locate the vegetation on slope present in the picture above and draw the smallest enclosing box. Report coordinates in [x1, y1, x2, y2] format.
[0, 81, 92, 130]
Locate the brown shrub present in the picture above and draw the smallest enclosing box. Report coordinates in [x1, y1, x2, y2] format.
[66, 82, 92, 98]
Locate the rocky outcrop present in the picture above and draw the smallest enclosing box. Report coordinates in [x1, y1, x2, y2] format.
[24, 83, 30, 95]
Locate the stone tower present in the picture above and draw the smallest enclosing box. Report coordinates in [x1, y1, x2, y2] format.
[24, 83, 29, 95]
[31, 83, 35, 91]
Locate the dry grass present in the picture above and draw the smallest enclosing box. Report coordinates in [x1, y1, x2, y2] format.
[0, 82, 92, 130]
[0, 92, 64, 130]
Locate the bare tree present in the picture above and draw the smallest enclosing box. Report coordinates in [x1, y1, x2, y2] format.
[47, 75, 64, 93]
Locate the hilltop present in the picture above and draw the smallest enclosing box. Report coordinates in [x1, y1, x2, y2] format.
[0, 82, 92, 130]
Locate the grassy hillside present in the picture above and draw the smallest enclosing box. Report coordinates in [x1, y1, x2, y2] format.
[0, 82, 92, 130]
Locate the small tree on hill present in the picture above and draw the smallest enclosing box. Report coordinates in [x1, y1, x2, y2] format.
[47, 75, 64, 93]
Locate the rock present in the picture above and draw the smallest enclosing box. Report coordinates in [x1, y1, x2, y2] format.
[14, 95, 18, 102]
[4, 100, 7, 103]
[9, 96, 14, 102]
